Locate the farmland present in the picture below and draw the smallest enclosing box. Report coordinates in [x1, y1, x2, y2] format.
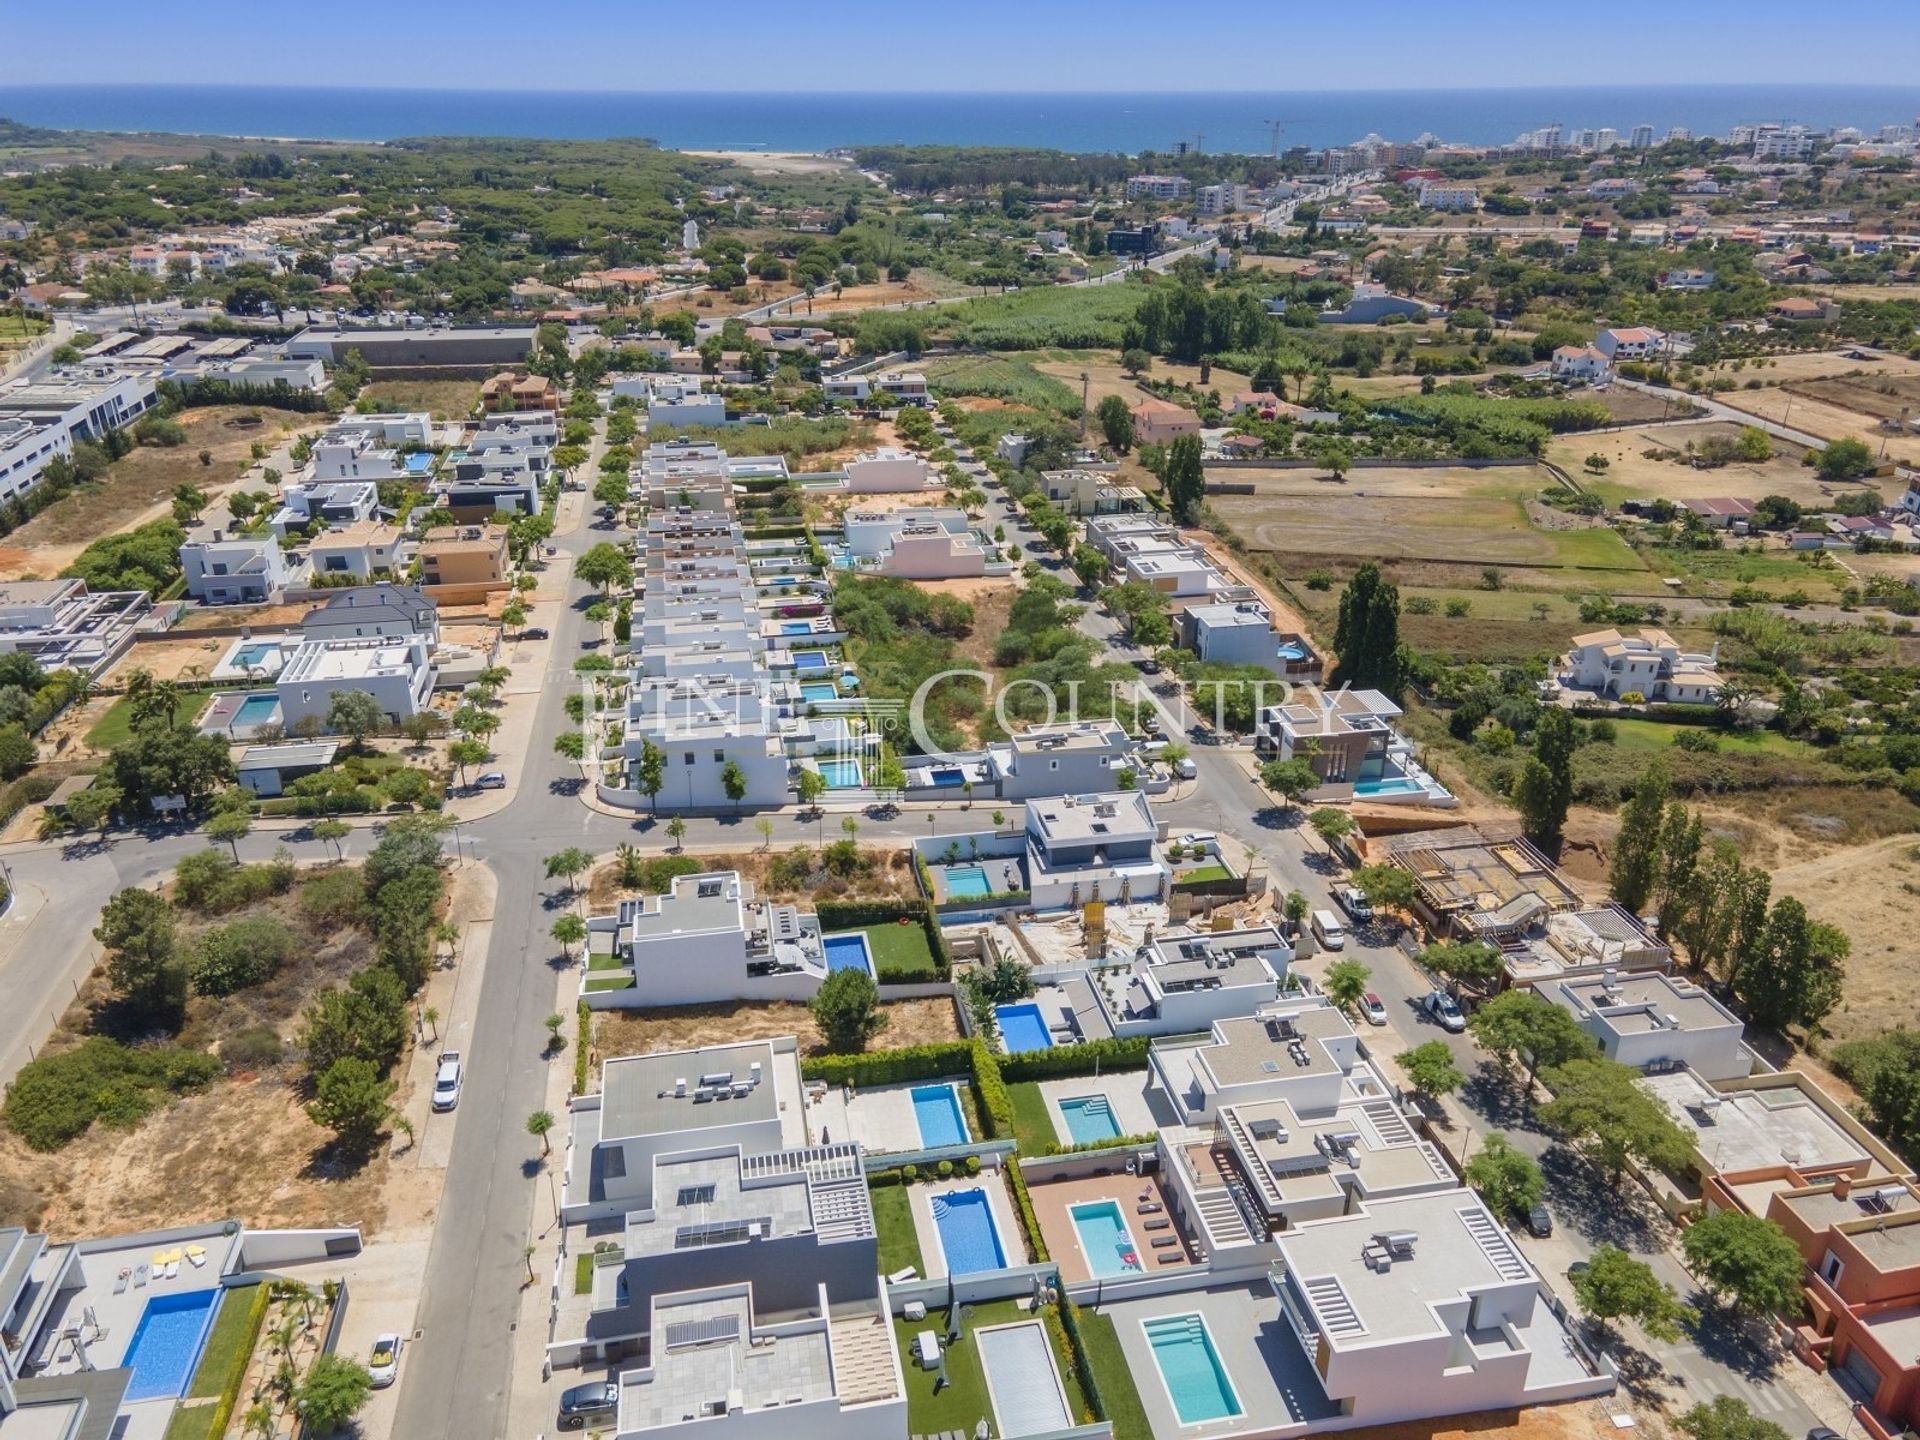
[919, 354, 1083, 414]
[927, 283, 1146, 350]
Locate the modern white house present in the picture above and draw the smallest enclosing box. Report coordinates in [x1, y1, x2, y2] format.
[0, 579, 152, 677]
[839, 507, 997, 578]
[299, 584, 440, 645]
[308, 427, 406, 482]
[1149, 1003, 1376, 1127]
[1537, 969, 1750, 1080]
[181, 531, 292, 604]
[841, 447, 935, 494]
[307, 520, 412, 580]
[1256, 687, 1452, 804]
[270, 479, 381, 536]
[1555, 627, 1724, 704]
[581, 871, 862, 1008]
[1594, 326, 1666, 361]
[621, 676, 791, 810]
[1039, 469, 1148, 517]
[982, 719, 1140, 800]
[275, 633, 435, 730]
[1089, 927, 1295, 1038]
[820, 375, 871, 402]
[0, 369, 159, 502]
[872, 372, 930, 406]
[1021, 790, 1170, 909]
[1180, 601, 1321, 678]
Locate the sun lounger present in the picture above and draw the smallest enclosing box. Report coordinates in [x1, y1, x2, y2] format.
[888, 1266, 918, 1285]
[1143, 1218, 1170, 1231]
[1156, 1253, 1182, 1265]
[185, 1245, 207, 1268]
[1151, 1236, 1179, 1248]
[1136, 1202, 1163, 1215]
[133, 1265, 148, 1288]
[163, 1252, 180, 1280]
[113, 1269, 130, 1295]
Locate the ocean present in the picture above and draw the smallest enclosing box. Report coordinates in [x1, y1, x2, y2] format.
[6, 83, 1920, 154]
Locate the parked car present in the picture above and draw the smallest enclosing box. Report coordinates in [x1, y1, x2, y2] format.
[521, 626, 549, 640]
[368, 1334, 402, 1389]
[1174, 757, 1197, 780]
[558, 1382, 619, 1430]
[475, 771, 507, 790]
[1424, 990, 1466, 1032]
[1360, 992, 1388, 1026]
[1310, 908, 1346, 951]
[1140, 712, 1161, 735]
[1137, 656, 1161, 674]
[1334, 885, 1374, 923]
[431, 1051, 463, 1111]
[1176, 832, 1216, 851]
[866, 802, 900, 819]
[1526, 1203, 1553, 1238]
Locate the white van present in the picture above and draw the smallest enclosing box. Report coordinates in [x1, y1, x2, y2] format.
[1311, 909, 1347, 951]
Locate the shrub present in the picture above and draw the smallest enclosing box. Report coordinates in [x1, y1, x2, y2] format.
[970, 1037, 1014, 1138]
[901, 1163, 918, 1183]
[965, 1154, 981, 1175]
[799, 1041, 971, 1088]
[190, 915, 300, 996]
[298, 868, 368, 929]
[998, 1035, 1150, 1082]
[221, 1026, 285, 1072]
[3, 1038, 219, 1150]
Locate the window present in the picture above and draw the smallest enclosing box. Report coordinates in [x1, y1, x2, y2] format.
[684, 753, 695, 765]
[676, 1183, 716, 1206]
[713, 751, 724, 764]
[1820, 1251, 1845, 1286]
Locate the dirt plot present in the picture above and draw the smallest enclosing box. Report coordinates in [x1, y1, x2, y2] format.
[592, 998, 961, 1068]
[1591, 385, 1700, 424]
[1784, 372, 1920, 424]
[357, 377, 485, 419]
[1770, 833, 1920, 1047]
[586, 847, 923, 911]
[1704, 350, 1920, 387]
[1554, 423, 1835, 506]
[1720, 385, 1920, 467]
[1032, 354, 1253, 411]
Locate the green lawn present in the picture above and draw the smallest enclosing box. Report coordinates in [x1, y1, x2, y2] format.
[891, 1299, 1090, 1437]
[871, 1184, 924, 1278]
[1006, 1081, 1061, 1155]
[186, 1283, 265, 1399]
[586, 952, 627, 972]
[832, 920, 938, 978]
[85, 693, 212, 751]
[574, 1252, 595, 1295]
[1177, 865, 1231, 885]
[162, 1404, 221, 1440]
[1648, 545, 1846, 598]
[1605, 718, 1812, 757]
[584, 975, 635, 992]
[1071, 1308, 1152, 1440]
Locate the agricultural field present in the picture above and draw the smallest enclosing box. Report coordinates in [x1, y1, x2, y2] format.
[1553, 421, 1837, 507]
[1703, 368, 1920, 468]
[919, 354, 1083, 414]
[927, 283, 1146, 350]
[1639, 542, 1851, 602]
[1030, 350, 1253, 411]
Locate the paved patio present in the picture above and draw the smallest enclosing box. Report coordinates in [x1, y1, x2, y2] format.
[813, 1078, 974, 1156]
[1025, 1170, 1194, 1286]
[1033, 1072, 1174, 1146]
[908, 1170, 1027, 1279]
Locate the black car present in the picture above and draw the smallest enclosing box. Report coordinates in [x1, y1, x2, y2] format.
[558, 1381, 618, 1430]
[521, 627, 549, 640]
[1526, 1203, 1552, 1238]
[866, 802, 900, 819]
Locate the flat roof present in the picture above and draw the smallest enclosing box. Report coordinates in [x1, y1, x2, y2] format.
[621, 1291, 832, 1430]
[601, 1041, 782, 1141]
[1193, 1008, 1354, 1089]
[1544, 971, 1738, 1035]
[1026, 791, 1156, 845]
[280, 637, 423, 682]
[1225, 1095, 1454, 1208]
[1643, 1070, 1874, 1174]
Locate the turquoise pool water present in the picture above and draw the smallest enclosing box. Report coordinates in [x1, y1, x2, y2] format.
[1070, 1200, 1143, 1279]
[781, 621, 814, 635]
[945, 865, 991, 899]
[232, 693, 281, 728]
[1144, 1315, 1241, 1425]
[821, 933, 874, 977]
[1354, 776, 1423, 797]
[995, 1003, 1052, 1054]
[910, 1084, 968, 1148]
[1058, 1095, 1122, 1145]
[931, 1188, 1006, 1276]
[122, 1289, 221, 1402]
[403, 452, 434, 473]
[800, 682, 838, 703]
[232, 643, 276, 668]
[818, 759, 863, 788]
[794, 649, 831, 672]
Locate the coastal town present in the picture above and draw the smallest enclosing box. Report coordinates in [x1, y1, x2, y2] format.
[0, 84, 1916, 1440]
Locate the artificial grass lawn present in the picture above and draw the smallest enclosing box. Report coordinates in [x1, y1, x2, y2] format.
[186, 1283, 265, 1399]
[1071, 1307, 1152, 1440]
[871, 1184, 925, 1279]
[162, 1404, 220, 1440]
[832, 919, 938, 977]
[1006, 1081, 1061, 1156]
[586, 951, 627, 972]
[584, 975, 635, 992]
[1605, 718, 1812, 757]
[574, 1251, 595, 1295]
[1177, 865, 1231, 884]
[85, 693, 212, 751]
[890, 1298, 1089, 1437]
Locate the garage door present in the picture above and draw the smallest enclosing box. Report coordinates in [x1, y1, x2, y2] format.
[1838, 1343, 1883, 1404]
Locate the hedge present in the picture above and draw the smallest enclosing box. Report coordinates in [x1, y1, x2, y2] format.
[1054, 1297, 1109, 1425]
[1041, 1132, 1160, 1159]
[968, 1037, 1014, 1139]
[1006, 1161, 1048, 1262]
[572, 1000, 591, 1097]
[999, 1035, 1151, 1083]
[816, 898, 950, 977]
[800, 1041, 972, 1088]
[200, 1280, 270, 1439]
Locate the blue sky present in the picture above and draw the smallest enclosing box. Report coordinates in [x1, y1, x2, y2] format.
[6, 0, 1920, 90]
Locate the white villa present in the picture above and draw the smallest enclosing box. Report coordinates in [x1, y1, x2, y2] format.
[1555, 627, 1724, 705]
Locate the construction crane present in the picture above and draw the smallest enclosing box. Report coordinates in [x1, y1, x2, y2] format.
[1264, 119, 1285, 157]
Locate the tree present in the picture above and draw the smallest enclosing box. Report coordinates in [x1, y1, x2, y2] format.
[1282, 890, 1310, 932]
[1816, 437, 1873, 482]
[593, 471, 629, 509]
[527, 1109, 556, 1155]
[1653, 799, 1704, 936]
[666, 816, 687, 851]
[1537, 1056, 1693, 1183]
[1331, 562, 1404, 698]
[553, 731, 586, 765]
[305, 1057, 394, 1154]
[63, 782, 120, 836]
[1834, 1030, 1920, 1157]
[1475, 985, 1596, 1078]
[1323, 958, 1371, 1011]
[1420, 939, 1502, 995]
[636, 740, 666, 813]
[1733, 896, 1846, 1032]
[1311, 436, 1355, 482]
[447, 738, 489, 783]
[1096, 393, 1136, 454]
[1352, 863, 1418, 914]
[1164, 433, 1205, 523]
[400, 711, 447, 749]
[1608, 762, 1671, 915]
[574, 542, 633, 593]
[0, 723, 36, 781]
[1307, 807, 1355, 851]
[1120, 348, 1152, 377]
[300, 968, 408, 1074]
[1397, 1040, 1465, 1101]
[96, 888, 185, 1027]
[1673, 839, 1771, 982]
[1258, 758, 1319, 810]
[205, 807, 252, 861]
[809, 967, 887, 1052]
[796, 767, 827, 812]
[551, 913, 587, 956]
[544, 847, 594, 897]
[1572, 1246, 1695, 1343]
[1520, 708, 1577, 851]
[1463, 1133, 1545, 1221]
[1680, 1209, 1806, 1316]
[326, 690, 384, 750]
[294, 1354, 373, 1435]
[720, 759, 747, 810]
[1677, 1398, 1788, 1440]
[109, 725, 235, 812]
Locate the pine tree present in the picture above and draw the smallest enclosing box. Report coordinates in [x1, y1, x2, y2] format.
[1330, 562, 1404, 698]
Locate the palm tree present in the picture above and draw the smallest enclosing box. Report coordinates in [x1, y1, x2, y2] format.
[434, 920, 460, 965]
[422, 1006, 440, 1042]
[527, 1109, 555, 1155]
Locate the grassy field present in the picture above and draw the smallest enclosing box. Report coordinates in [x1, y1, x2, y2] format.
[85, 693, 213, 752]
[829, 919, 939, 977]
[1556, 424, 1836, 509]
[1605, 718, 1814, 757]
[929, 285, 1147, 350]
[1643, 543, 1848, 600]
[890, 1298, 1091, 1438]
[1006, 1081, 1059, 1155]
[872, 1184, 924, 1278]
[920, 354, 1082, 415]
[185, 1282, 265, 1399]
[358, 377, 484, 418]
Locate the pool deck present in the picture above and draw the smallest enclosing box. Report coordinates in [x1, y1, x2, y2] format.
[926, 857, 1026, 903]
[911, 1172, 1025, 1280]
[1102, 1281, 1340, 1437]
[814, 1078, 970, 1156]
[1027, 1171, 1194, 1286]
[1035, 1073, 1175, 1148]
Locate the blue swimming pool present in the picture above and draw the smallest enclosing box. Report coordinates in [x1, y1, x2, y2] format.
[1275, 641, 1311, 661]
[1354, 775, 1423, 797]
[403, 452, 434, 473]
[946, 865, 991, 900]
[782, 621, 814, 635]
[1071, 1200, 1143, 1279]
[1058, 1095, 1123, 1146]
[818, 759, 863, 788]
[910, 1084, 968, 1148]
[995, 1002, 1053, 1054]
[793, 649, 831, 672]
[822, 933, 874, 977]
[122, 1289, 222, 1402]
[928, 767, 966, 788]
[931, 1188, 1007, 1276]
[1143, 1314, 1242, 1425]
[800, 682, 838, 703]
[232, 693, 281, 728]
[231, 643, 276, 669]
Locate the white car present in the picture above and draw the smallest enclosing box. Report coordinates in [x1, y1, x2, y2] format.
[1360, 992, 1389, 1026]
[1424, 991, 1467, 1033]
[1176, 832, 1216, 851]
[431, 1051, 463, 1111]
[368, 1334, 402, 1389]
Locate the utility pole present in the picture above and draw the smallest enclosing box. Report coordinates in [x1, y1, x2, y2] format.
[1079, 372, 1090, 439]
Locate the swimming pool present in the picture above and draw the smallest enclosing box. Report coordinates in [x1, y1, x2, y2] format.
[930, 1188, 1006, 1276]
[1275, 641, 1311, 662]
[231, 642, 277, 669]
[945, 865, 991, 900]
[1058, 1095, 1123, 1146]
[910, 1084, 968, 1148]
[793, 649, 831, 672]
[818, 759, 863, 788]
[995, 1002, 1053, 1054]
[403, 452, 434, 473]
[977, 1322, 1073, 1439]
[800, 682, 839, 703]
[1354, 775, 1423, 797]
[1143, 1314, 1241, 1425]
[781, 621, 814, 635]
[1070, 1200, 1143, 1279]
[927, 767, 966, 788]
[821, 932, 875, 977]
[121, 1289, 222, 1402]
[231, 693, 281, 729]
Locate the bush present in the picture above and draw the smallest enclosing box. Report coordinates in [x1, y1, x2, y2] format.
[799, 1041, 971, 1088]
[190, 915, 300, 995]
[998, 1035, 1150, 1082]
[172, 848, 297, 914]
[3, 1038, 219, 1150]
[936, 1158, 954, 1178]
[298, 868, 368, 929]
[970, 1037, 1014, 1138]
[221, 1026, 285, 1072]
